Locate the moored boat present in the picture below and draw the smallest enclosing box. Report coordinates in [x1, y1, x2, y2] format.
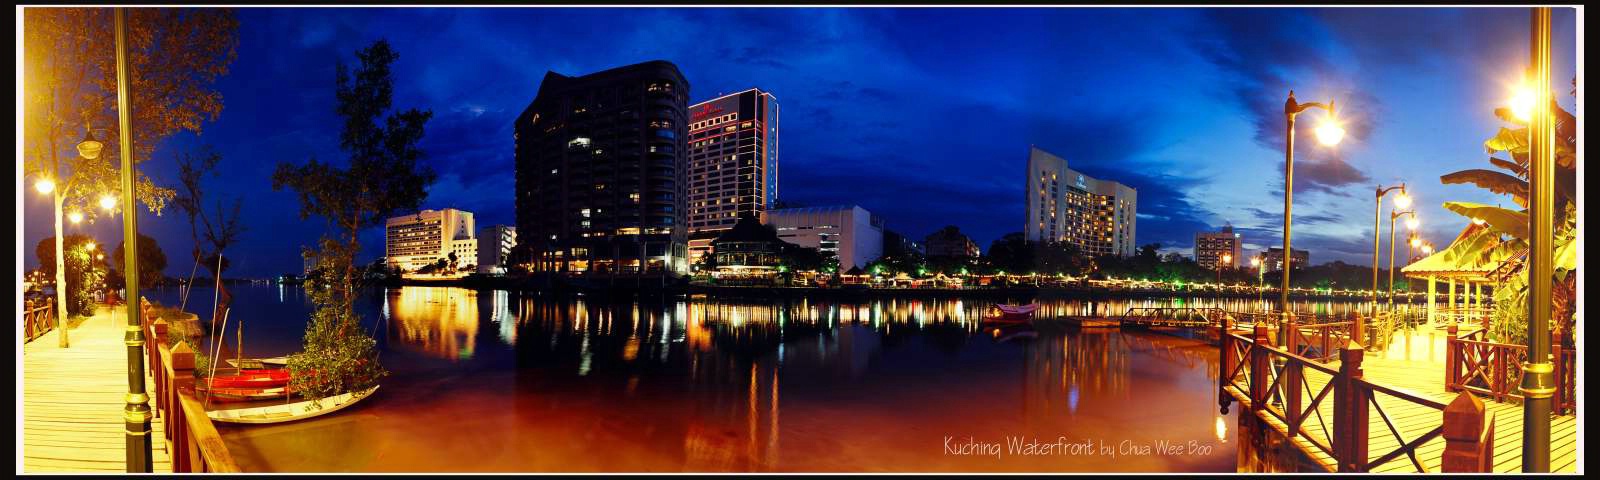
[225, 356, 290, 369]
[206, 386, 379, 424]
[198, 385, 294, 402]
[983, 303, 1039, 324]
[205, 369, 291, 389]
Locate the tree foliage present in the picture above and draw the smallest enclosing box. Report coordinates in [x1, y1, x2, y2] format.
[273, 39, 433, 400]
[35, 235, 105, 317]
[112, 231, 167, 290]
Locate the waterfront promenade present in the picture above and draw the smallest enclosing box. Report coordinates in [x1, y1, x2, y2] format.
[21, 307, 171, 473]
[1220, 327, 1578, 473]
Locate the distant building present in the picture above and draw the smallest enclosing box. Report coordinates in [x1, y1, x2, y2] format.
[767, 205, 883, 271]
[883, 229, 925, 258]
[477, 225, 518, 275]
[386, 208, 478, 274]
[1195, 225, 1242, 270]
[686, 88, 780, 267]
[924, 226, 980, 258]
[514, 60, 690, 277]
[1263, 247, 1310, 272]
[1024, 146, 1137, 256]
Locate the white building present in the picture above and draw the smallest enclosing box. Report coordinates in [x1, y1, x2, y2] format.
[477, 225, 518, 275]
[766, 205, 883, 271]
[1024, 146, 1138, 257]
[386, 208, 478, 275]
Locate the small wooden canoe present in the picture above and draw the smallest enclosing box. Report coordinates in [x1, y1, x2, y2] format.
[198, 385, 294, 402]
[226, 356, 291, 369]
[983, 303, 1039, 324]
[207, 386, 378, 424]
[206, 369, 291, 389]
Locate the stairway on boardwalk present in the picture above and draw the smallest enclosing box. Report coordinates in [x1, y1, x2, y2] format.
[22, 306, 172, 473]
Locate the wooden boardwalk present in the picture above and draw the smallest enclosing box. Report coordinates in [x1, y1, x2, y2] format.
[1222, 329, 1578, 473]
[22, 307, 172, 473]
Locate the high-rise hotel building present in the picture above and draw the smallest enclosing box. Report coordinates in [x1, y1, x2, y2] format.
[685, 88, 779, 266]
[514, 61, 691, 276]
[1024, 146, 1138, 257]
[386, 208, 478, 273]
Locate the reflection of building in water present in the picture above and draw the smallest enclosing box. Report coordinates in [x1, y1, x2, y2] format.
[388, 287, 480, 360]
[1023, 330, 1129, 417]
[490, 290, 515, 346]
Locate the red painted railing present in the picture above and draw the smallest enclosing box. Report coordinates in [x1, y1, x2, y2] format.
[22, 298, 56, 343]
[1444, 324, 1577, 415]
[141, 298, 239, 473]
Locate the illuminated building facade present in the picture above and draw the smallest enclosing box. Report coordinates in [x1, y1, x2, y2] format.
[1024, 146, 1137, 257]
[386, 208, 478, 273]
[1194, 225, 1242, 270]
[477, 225, 518, 275]
[1263, 247, 1310, 272]
[514, 61, 691, 277]
[767, 205, 883, 271]
[685, 88, 780, 267]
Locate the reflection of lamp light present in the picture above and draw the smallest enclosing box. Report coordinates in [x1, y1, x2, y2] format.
[1215, 416, 1229, 444]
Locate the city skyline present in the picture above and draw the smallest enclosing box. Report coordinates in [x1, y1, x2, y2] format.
[20, 7, 1580, 277]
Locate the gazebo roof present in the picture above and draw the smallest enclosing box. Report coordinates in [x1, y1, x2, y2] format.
[1402, 225, 1498, 282]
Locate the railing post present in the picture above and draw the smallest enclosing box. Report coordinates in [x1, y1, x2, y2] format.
[1335, 341, 1369, 472]
[1251, 324, 1271, 414]
[149, 317, 168, 418]
[1445, 324, 1460, 392]
[1285, 360, 1303, 438]
[1351, 310, 1365, 348]
[168, 341, 195, 472]
[1551, 343, 1564, 415]
[1442, 391, 1494, 472]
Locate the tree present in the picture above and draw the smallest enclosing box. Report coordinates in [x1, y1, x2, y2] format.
[1437, 87, 1578, 344]
[173, 146, 245, 300]
[24, 9, 237, 345]
[35, 235, 104, 318]
[272, 39, 433, 400]
[112, 231, 167, 290]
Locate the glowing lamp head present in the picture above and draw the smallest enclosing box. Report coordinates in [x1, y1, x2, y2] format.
[35, 178, 56, 194]
[76, 128, 104, 160]
[1471, 217, 1486, 226]
[1250, 257, 1261, 267]
[1410, 237, 1422, 248]
[67, 211, 84, 224]
[1421, 244, 1434, 254]
[1313, 118, 1345, 146]
[85, 242, 96, 252]
[1393, 192, 1412, 209]
[1510, 85, 1536, 122]
[1406, 217, 1420, 230]
[99, 195, 117, 212]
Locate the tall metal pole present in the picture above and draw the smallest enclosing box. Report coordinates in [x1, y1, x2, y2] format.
[115, 7, 154, 472]
[1280, 92, 1297, 348]
[1520, 6, 1554, 473]
[1386, 212, 1400, 309]
[1371, 187, 1383, 310]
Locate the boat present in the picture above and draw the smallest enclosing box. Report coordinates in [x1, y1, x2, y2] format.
[226, 356, 290, 369]
[197, 385, 294, 402]
[983, 303, 1039, 324]
[205, 369, 291, 389]
[206, 386, 379, 424]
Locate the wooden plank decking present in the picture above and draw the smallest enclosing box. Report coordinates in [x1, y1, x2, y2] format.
[22, 307, 172, 473]
[1222, 329, 1579, 473]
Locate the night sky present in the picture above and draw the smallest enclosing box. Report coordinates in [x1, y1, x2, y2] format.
[21, 7, 1580, 278]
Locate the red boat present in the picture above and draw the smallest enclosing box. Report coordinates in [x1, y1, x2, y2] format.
[206, 368, 291, 389]
[983, 303, 1039, 325]
[199, 385, 294, 402]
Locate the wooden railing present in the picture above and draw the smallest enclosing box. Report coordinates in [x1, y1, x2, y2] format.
[1445, 324, 1577, 415]
[1220, 325, 1496, 472]
[22, 298, 56, 343]
[141, 298, 240, 473]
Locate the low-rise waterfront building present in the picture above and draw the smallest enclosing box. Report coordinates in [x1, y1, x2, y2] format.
[1263, 247, 1310, 272]
[386, 208, 478, 275]
[767, 205, 883, 271]
[1195, 225, 1242, 270]
[924, 226, 980, 258]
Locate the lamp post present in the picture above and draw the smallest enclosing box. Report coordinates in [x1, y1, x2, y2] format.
[1372, 184, 1409, 312]
[112, 8, 154, 472]
[1217, 253, 1232, 285]
[1280, 90, 1344, 345]
[1251, 256, 1264, 306]
[35, 126, 105, 348]
[1387, 209, 1416, 309]
[1520, 6, 1555, 472]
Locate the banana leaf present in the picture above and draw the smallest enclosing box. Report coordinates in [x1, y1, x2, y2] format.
[1484, 127, 1528, 155]
[1487, 156, 1527, 178]
[1440, 170, 1528, 208]
[1442, 202, 1529, 240]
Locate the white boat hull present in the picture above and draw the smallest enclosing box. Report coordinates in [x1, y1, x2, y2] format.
[207, 386, 378, 424]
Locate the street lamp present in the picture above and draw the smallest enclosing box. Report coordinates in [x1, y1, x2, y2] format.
[1280, 90, 1343, 344]
[1218, 253, 1232, 284]
[99, 194, 118, 212]
[1372, 183, 1407, 311]
[68, 211, 84, 224]
[34, 178, 56, 194]
[1387, 209, 1416, 308]
[77, 125, 105, 160]
[1251, 256, 1264, 305]
[1520, 7, 1557, 471]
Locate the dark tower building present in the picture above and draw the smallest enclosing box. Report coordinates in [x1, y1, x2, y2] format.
[514, 61, 690, 277]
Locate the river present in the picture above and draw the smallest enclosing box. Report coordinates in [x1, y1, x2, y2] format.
[144, 284, 1387, 472]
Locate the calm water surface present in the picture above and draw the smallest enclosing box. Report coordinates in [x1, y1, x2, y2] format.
[147, 285, 1379, 472]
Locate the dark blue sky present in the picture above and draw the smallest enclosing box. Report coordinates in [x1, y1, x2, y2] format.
[23, 7, 1579, 277]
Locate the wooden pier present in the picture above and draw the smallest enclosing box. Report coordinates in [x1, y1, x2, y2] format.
[22, 307, 172, 473]
[1219, 324, 1578, 473]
